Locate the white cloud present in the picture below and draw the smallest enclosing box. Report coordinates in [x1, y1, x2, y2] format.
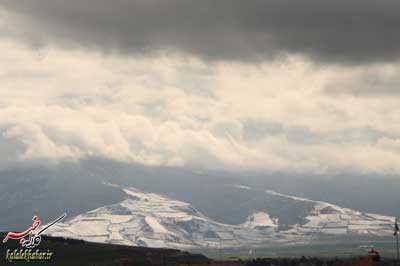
[1, 36, 400, 175]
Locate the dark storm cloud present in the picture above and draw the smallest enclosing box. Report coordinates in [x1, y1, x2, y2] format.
[1, 0, 400, 63]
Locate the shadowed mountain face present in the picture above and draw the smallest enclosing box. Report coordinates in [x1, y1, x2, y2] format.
[0, 162, 125, 231]
[0, 158, 399, 233]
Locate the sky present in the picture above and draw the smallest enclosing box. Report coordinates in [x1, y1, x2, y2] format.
[0, 1, 400, 175]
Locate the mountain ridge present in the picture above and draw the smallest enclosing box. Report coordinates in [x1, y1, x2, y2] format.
[45, 184, 396, 249]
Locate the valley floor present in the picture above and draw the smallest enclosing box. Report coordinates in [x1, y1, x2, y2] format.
[1, 233, 400, 266]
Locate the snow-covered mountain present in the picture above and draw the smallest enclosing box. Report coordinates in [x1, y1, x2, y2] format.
[45, 185, 396, 249]
[263, 189, 395, 236]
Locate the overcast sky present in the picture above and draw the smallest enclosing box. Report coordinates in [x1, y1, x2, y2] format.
[0, 1, 400, 175]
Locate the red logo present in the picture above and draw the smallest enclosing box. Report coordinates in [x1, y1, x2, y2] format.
[3, 213, 66, 249]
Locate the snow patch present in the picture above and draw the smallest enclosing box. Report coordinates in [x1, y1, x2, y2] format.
[145, 216, 170, 234]
[241, 212, 278, 229]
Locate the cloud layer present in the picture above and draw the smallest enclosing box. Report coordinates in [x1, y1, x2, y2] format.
[1, 37, 400, 175]
[1, 0, 400, 64]
[1, 3, 400, 176]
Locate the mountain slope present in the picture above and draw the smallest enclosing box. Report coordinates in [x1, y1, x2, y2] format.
[2, 159, 400, 233]
[47, 186, 284, 248]
[46, 185, 395, 249]
[263, 188, 395, 236]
